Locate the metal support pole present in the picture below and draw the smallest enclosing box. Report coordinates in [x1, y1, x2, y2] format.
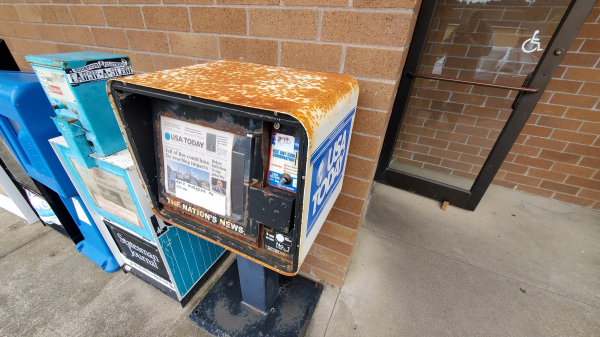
[236, 255, 279, 313]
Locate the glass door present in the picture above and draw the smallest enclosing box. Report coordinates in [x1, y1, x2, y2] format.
[375, 0, 596, 210]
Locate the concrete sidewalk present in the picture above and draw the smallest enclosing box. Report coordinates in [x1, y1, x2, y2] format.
[1, 182, 599, 336]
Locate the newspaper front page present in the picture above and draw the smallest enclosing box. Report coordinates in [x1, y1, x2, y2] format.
[161, 116, 234, 217]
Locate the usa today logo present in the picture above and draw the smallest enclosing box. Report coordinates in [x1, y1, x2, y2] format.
[165, 133, 170, 140]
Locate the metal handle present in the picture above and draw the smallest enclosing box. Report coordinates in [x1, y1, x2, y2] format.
[408, 73, 540, 93]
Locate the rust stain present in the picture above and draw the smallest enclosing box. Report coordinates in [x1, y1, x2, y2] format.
[113, 60, 358, 140]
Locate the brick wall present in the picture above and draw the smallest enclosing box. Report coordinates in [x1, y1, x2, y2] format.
[0, 0, 419, 285]
[393, 1, 600, 211]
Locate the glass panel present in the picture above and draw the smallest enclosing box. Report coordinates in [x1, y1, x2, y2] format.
[392, 0, 570, 190]
[0, 133, 40, 194]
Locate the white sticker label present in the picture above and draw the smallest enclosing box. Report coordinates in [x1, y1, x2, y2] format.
[268, 133, 299, 193]
[33, 67, 77, 104]
[72, 198, 91, 226]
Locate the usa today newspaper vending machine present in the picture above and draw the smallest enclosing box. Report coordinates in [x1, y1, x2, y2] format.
[108, 61, 358, 334]
[26, 52, 225, 304]
[0, 70, 119, 272]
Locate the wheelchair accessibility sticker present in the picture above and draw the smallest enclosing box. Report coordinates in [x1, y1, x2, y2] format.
[522, 30, 544, 53]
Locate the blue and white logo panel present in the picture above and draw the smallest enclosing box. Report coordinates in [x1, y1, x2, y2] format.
[306, 108, 355, 236]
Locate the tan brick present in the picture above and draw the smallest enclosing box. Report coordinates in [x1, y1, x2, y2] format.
[560, 53, 600, 68]
[552, 193, 595, 207]
[90, 27, 127, 49]
[550, 129, 596, 145]
[62, 26, 93, 44]
[30, 40, 57, 54]
[348, 133, 380, 160]
[299, 261, 312, 274]
[353, 0, 417, 8]
[52, 0, 81, 3]
[56, 43, 82, 53]
[284, 0, 346, 6]
[353, 108, 387, 136]
[190, 7, 246, 35]
[249, 9, 318, 40]
[15, 5, 44, 22]
[280, 42, 342, 73]
[319, 221, 358, 244]
[344, 46, 406, 80]
[218, 0, 278, 5]
[123, 51, 153, 72]
[10, 39, 33, 54]
[551, 162, 594, 178]
[304, 254, 346, 279]
[69, 5, 104, 26]
[579, 82, 600, 96]
[103, 6, 144, 29]
[313, 245, 350, 268]
[152, 55, 196, 71]
[0, 5, 19, 22]
[340, 175, 371, 199]
[312, 267, 344, 287]
[143, 6, 189, 32]
[12, 23, 38, 39]
[532, 103, 567, 117]
[219, 37, 277, 66]
[356, 79, 396, 110]
[322, 11, 415, 46]
[345, 155, 376, 180]
[0, 22, 16, 37]
[40, 5, 72, 24]
[127, 30, 169, 53]
[546, 79, 583, 94]
[169, 32, 218, 59]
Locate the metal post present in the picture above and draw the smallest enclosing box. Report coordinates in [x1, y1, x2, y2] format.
[236, 255, 279, 313]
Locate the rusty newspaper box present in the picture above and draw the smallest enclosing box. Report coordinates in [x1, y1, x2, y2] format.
[108, 61, 358, 275]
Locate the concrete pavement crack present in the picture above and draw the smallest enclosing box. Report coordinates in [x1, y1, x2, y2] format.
[0, 229, 52, 260]
[322, 290, 340, 337]
[363, 224, 600, 311]
[340, 291, 362, 337]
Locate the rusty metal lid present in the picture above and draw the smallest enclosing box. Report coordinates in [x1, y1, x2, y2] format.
[110, 60, 358, 136]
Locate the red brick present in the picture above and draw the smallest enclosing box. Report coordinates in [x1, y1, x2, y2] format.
[423, 119, 456, 131]
[312, 267, 344, 287]
[404, 125, 436, 138]
[566, 176, 600, 191]
[313, 245, 350, 269]
[504, 173, 542, 187]
[475, 117, 506, 130]
[538, 149, 580, 164]
[532, 103, 567, 117]
[454, 125, 489, 138]
[513, 155, 553, 169]
[333, 194, 364, 216]
[525, 136, 567, 151]
[413, 153, 442, 165]
[564, 108, 600, 123]
[401, 142, 429, 155]
[565, 143, 600, 159]
[537, 115, 582, 131]
[527, 168, 566, 182]
[550, 93, 599, 109]
[545, 79, 583, 94]
[500, 161, 528, 174]
[509, 144, 541, 157]
[580, 39, 600, 53]
[521, 124, 553, 137]
[429, 148, 460, 160]
[435, 130, 467, 143]
[304, 254, 346, 280]
[326, 207, 362, 230]
[539, 180, 579, 194]
[551, 129, 596, 145]
[551, 162, 595, 178]
[448, 142, 480, 155]
[418, 136, 448, 149]
[560, 53, 600, 68]
[578, 189, 600, 202]
[564, 67, 600, 82]
[315, 233, 353, 256]
[403, 116, 425, 126]
[516, 185, 554, 198]
[552, 193, 595, 207]
[441, 112, 477, 126]
[319, 221, 358, 244]
[451, 170, 477, 180]
[459, 153, 486, 165]
[579, 157, 600, 169]
[341, 176, 371, 199]
[579, 82, 600, 96]
[491, 178, 517, 189]
[441, 159, 472, 172]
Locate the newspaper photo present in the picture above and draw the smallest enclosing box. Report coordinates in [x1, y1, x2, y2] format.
[70, 159, 143, 229]
[161, 116, 234, 217]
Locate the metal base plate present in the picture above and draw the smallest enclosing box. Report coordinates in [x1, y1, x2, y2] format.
[189, 260, 323, 337]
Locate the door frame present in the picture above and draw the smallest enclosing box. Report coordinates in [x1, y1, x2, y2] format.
[375, 0, 597, 211]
